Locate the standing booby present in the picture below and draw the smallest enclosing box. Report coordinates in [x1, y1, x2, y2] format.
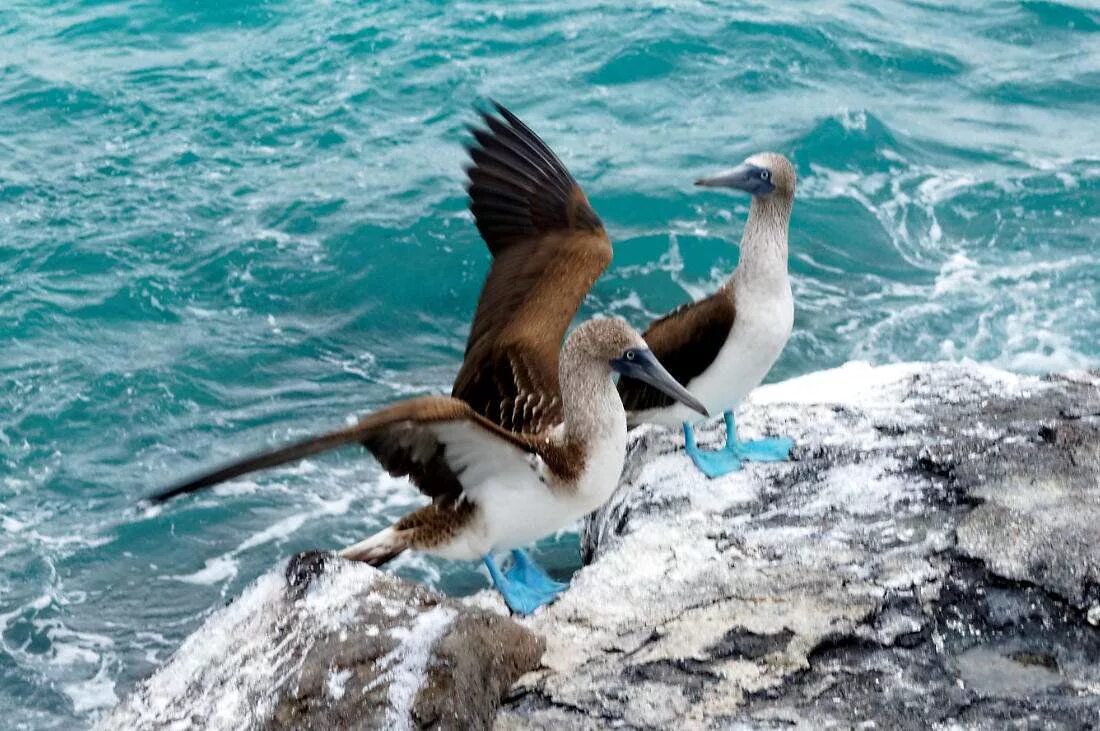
[617, 152, 797, 478]
[149, 104, 707, 615]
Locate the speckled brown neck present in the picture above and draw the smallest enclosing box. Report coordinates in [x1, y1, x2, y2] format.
[730, 190, 792, 292]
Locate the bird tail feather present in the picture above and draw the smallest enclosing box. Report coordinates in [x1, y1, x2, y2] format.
[338, 526, 409, 567]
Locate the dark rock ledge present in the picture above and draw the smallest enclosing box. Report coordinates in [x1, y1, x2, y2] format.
[104, 362, 1100, 729]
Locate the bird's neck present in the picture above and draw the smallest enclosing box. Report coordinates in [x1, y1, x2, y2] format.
[558, 359, 626, 445]
[728, 193, 791, 292]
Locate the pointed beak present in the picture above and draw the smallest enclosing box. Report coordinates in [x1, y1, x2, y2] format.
[612, 349, 709, 417]
[695, 163, 773, 195]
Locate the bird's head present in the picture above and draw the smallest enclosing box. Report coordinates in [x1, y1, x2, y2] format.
[695, 151, 796, 200]
[567, 318, 708, 417]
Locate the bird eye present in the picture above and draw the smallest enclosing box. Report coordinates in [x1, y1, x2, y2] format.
[625, 350, 635, 361]
[760, 169, 770, 180]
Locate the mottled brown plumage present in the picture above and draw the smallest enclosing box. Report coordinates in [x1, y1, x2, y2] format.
[617, 289, 736, 411]
[390, 498, 477, 553]
[453, 102, 612, 434]
[339, 498, 479, 566]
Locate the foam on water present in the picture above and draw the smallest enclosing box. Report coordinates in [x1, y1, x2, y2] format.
[168, 556, 238, 587]
[1, 0, 1097, 726]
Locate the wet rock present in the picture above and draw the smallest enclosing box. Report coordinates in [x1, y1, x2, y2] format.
[499, 362, 1100, 729]
[103, 562, 543, 730]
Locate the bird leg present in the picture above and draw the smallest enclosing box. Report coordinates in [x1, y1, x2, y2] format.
[482, 550, 567, 616]
[682, 411, 793, 478]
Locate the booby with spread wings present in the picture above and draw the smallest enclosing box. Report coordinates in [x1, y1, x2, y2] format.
[617, 152, 797, 478]
[149, 104, 706, 614]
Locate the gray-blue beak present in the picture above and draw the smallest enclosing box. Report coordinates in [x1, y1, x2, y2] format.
[611, 349, 709, 416]
[695, 163, 774, 196]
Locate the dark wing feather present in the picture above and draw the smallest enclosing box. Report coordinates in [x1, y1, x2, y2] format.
[453, 102, 611, 434]
[147, 396, 563, 506]
[148, 427, 372, 504]
[356, 398, 476, 505]
[618, 291, 736, 412]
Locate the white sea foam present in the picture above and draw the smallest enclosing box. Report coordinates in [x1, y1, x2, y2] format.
[1, 515, 26, 533]
[236, 514, 309, 553]
[64, 660, 119, 714]
[165, 492, 356, 589]
[211, 478, 262, 497]
[170, 555, 239, 586]
[796, 157, 1099, 374]
[839, 108, 867, 132]
[606, 291, 647, 316]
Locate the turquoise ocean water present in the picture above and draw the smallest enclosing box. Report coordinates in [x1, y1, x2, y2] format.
[1, 1, 1097, 725]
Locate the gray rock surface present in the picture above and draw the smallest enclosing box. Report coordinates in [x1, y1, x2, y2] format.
[102, 562, 543, 730]
[498, 362, 1100, 729]
[104, 361, 1100, 730]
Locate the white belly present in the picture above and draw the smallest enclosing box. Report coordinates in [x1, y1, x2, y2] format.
[426, 426, 627, 561]
[635, 280, 793, 428]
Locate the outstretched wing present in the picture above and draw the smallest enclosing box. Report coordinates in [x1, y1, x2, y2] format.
[617, 291, 736, 412]
[148, 396, 569, 507]
[453, 102, 611, 434]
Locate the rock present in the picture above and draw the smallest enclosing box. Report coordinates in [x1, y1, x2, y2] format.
[103, 362, 1099, 729]
[102, 562, 543, 730]
[499, 362, 1100, 729]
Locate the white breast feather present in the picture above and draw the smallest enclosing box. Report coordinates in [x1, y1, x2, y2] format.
[423, 417, 627, 559]
[634, 278, 793, 428]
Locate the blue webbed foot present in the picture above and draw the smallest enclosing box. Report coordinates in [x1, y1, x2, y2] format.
[726, 410, 793, 463]
[684, 422, 743, 478]
[737, 436, 794, 462]
[682, 413, 794, 479]
[483, 551, 568, 616]
[506, 549, 569, 596]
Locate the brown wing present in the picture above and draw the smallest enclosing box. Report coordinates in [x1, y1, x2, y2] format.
[148, 396, 564, 506]
[453, 102, 611, 434]
[618, 291, 736, 412]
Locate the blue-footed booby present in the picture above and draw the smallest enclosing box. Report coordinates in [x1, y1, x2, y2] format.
[149, 104, 707, 615]
[617, 152, 796, 478]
